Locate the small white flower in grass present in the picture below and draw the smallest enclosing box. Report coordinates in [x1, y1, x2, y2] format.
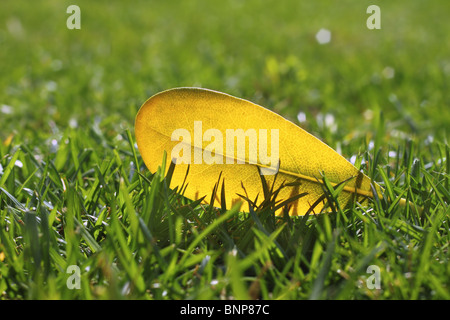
[315, 28, 331, 44]
[1, 104, 13, 114]
[363, 109, 374, 121]
[210, 279, 219, 286]
[388, 151, 397, 158]
[45, 81, 58, 92]
[382, 66, 395, 79]
[297, 111, 306, 123]
[50, 139, 59, 153]
[316, 112, 337, 133]
[69, 118, 78, 128]
[15, 160, 23, 168]
[324, 113, 336, 132]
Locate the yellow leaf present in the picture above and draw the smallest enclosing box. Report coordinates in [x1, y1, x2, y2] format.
[135, 88, 382, 215]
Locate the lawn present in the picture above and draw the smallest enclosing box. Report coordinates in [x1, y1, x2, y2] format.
[0, 0, 449, 300]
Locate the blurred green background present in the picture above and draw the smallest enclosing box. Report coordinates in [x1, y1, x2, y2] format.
[1, 0, 449, 149]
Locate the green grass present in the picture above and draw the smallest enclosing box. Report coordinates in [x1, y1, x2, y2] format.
[1, 0, 449, 300]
